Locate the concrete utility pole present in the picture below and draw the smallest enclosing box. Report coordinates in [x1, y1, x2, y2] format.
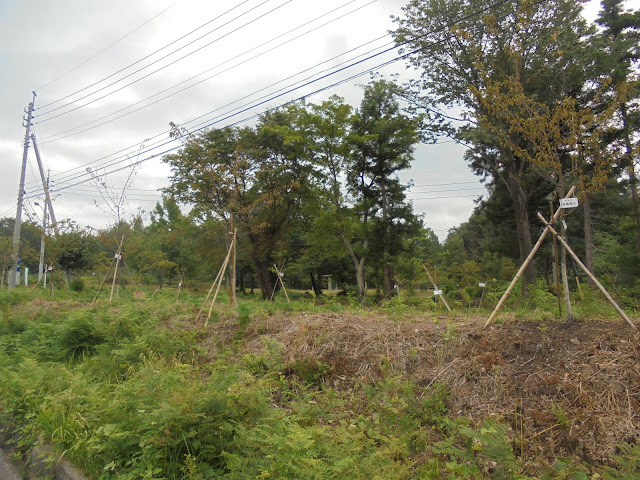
[36, 174, 50, 282]
[31, 136, 59, 236]
[8, 92, 36, 289]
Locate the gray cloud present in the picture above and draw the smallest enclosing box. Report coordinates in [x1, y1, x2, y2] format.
[1, 0, 483, 241]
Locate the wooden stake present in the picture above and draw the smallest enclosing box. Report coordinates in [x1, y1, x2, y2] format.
[484, 186, 577, 329]
[422, 263, 451, 312]
[551, 202, 562, 315]
[176, 271, 184, 300]
[206, 242, 233, 325]
[196, 237, 235, 324]
[93, 256, 115, 305]
[229, 221, 237, 308]
[537, 212, 636, 330]
[272, 264, 290, 303]
[478, 284, 486, 309]
[109, 235, 125, 302]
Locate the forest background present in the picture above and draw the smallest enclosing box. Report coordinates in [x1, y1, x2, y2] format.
[1, 0, 639, 308]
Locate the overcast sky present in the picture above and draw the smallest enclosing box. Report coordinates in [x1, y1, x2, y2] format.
[0, 0, 601, 241]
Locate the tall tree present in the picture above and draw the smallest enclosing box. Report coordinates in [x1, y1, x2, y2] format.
[350, 80, 420, 298]
[593, 0, 640, 253]
[164, 104, 314, 299]
[393, 0, 590, 293]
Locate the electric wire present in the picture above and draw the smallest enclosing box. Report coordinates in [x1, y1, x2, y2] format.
[41, 0, 520, 188]
[29, 0, 520, 197]
[409, 186, 486, 194]
[37, 0, 252, 110]
[38, 0, 379, 144]
[411, 193, 484, 201]
[36, 2, 178, 92]
[29, 32, 393, 187]
[36, 0, 289, 121]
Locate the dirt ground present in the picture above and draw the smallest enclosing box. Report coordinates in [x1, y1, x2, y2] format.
[207, 312, 640, 468]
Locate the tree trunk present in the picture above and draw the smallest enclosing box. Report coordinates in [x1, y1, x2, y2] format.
[310, 272, 323, 297]
[339, 231, 367, 304]
[251, 256, 273, 300]
[507, 175, 536, 294]
[583, 195, 596, 287]
[355, 259, 366, 303]
[380, 178, 394, 298]
[560, 214, 574, 322]
[620, 103, 640, 255]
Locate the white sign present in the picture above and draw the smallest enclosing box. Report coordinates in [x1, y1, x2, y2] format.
[279, 272, 284, 277]
[478, 282, 486, 288]
[434, 289, 442, 296]
[559, 198, 578, 209]
[114, 253, 122, 260]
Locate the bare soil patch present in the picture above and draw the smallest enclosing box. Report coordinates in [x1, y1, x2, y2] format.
[207, 312, 640, 467]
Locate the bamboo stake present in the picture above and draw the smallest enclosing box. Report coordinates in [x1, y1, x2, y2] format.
[484, 186, 577, 328]
[537, 213, 636, 330]
[206, 241, 234, 325]
[196, 240, 234, 322]
[93, 256, 115, 305]
[29, 269, 46, 293]
[422, 263, 451, 312]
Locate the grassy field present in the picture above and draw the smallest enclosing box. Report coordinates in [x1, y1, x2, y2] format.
[0, 282, 639, 479]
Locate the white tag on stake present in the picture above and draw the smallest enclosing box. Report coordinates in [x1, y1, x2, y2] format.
[479, 283, 486, 288]
[114, 253, 122, 260]
[559, 198, 578, 209]
[434, 289, 442, 296]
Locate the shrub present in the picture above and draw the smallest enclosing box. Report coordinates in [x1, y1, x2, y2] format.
[70, 278, 85, 292]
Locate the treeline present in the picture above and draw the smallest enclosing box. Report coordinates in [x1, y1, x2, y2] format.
[2, 0, 639, 302]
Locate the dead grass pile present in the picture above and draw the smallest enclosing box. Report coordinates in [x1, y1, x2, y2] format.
[206, 312, 639, 467]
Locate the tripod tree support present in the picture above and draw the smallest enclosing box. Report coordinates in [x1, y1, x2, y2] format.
[270, 263, 290, 303]
[196, 229, 236, 325]
[421, 263, 451, 312]
[537, 213, 636, 330]
[484, 186, 577, 329]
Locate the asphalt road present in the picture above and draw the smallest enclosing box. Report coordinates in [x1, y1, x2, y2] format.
[0, 448, 22, 480]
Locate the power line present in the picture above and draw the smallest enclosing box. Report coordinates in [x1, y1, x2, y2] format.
[33, 0, 520, 197]
[37, 0, 252, 110]
[35, 2, 179, 92]
[36, 0, 291, 121]
[38, 0, 379, 144]
[31, 33, 393, 188]
[34, 0, 514, 186]
[43, 0, 517, 188]
[409, 186, 485, 194]
[411, 181, 479, 187]
[411, 194, 483, 201]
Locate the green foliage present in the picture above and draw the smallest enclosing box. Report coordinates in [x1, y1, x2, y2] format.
[70, 278, 85, 292]
[1, 293, 638, 479]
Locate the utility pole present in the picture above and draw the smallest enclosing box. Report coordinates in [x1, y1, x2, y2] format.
[31, 136, 59, 236]
[8, 92, 36, 289]
[37, 174, 50, 282]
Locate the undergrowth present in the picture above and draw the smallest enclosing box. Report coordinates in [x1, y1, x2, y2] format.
[0, 289, 637, 479]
